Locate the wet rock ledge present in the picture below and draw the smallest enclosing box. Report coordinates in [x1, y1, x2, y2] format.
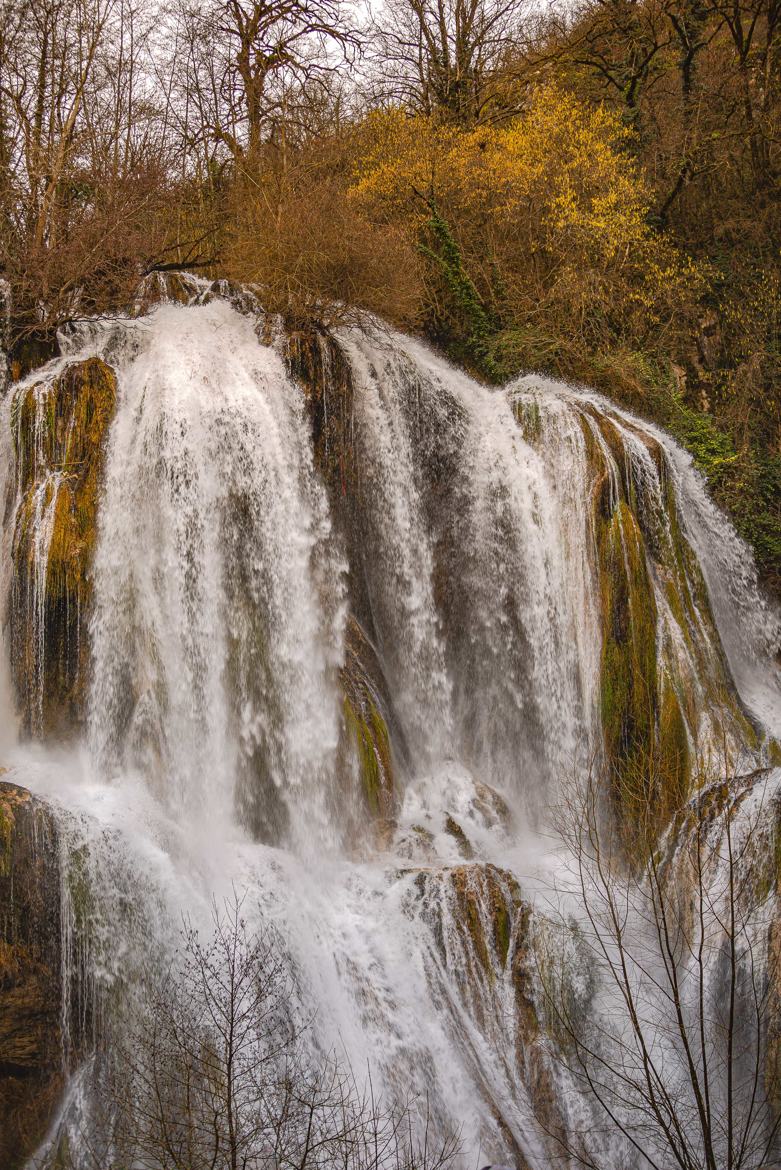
[0, 779, 66, 1170]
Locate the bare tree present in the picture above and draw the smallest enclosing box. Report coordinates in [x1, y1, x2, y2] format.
[368, 0, 531, 124]
[543, 0, 781, 213]
[0, 0, 182, 353]
[66, 895, 460, 1170]
[540, 762, 781, 1170]
[172, 0, 360, 166]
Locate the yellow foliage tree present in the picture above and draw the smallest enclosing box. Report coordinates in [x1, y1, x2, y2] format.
[350, 86, 703, 383]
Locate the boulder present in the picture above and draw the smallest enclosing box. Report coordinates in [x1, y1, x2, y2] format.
[405, 862, 572, 1166]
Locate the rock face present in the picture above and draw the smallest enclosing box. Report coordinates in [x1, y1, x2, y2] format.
[286, 326, 381, 638]
[287, 326, 356, 522]
[0, 780, 67, 1170]
[340, 616, 401, 830]
[9, 357, 117, 739]
[512, 390, 758, 849]
[407, 862, 573, 1166]
[767, 915, 781, 1122]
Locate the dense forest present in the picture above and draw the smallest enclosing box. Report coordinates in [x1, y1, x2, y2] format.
[1, 0, 779, 589]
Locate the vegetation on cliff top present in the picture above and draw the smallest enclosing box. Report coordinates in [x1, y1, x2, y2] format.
[1, 0, 779, 590]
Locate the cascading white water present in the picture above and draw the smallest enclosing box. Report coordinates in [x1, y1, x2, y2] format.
[662, 438, 781, 732]
[2, 288, 781, 1170]
[87, 301, 346, 852]
[402, 340, 597, 797]
[341, 332, 454, 763]
[342, 333, 600, 805]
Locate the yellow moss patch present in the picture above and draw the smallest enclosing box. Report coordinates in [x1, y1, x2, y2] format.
[339, 617, 396, 820]
[449, 863, 522, 978]
[598, 501, 658, 830]
[343, 693, 393, 817]
[9, 359, 117, 738]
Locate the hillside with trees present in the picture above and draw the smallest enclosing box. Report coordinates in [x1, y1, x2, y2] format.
[1, 0, 779, 586]
[3, 4, 781, 1167]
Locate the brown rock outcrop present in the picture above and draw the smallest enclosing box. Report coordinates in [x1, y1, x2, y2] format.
[9, 357, 117, 738]
[0, 780, 67, 1170]
[406, 862, 569, 1167]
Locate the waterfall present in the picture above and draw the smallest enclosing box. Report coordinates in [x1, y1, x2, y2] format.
[661, 436, 781, 732]
[1, 284, 780, 1170]
[0, 393, 19, 750]
[87, 301, 346, 851]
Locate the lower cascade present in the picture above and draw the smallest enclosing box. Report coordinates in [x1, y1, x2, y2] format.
[2, 277, 781, 1170]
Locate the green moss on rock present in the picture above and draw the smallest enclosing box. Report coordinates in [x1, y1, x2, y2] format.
[598, 501, 659, 831]
[577, 399, 758, 849]
[449, 863, 522, 978]
[511, 395, 542, 444]
[657, 676, 691, 817]
[9, 358, 117, 739]
[343, 694, 392, 817]
[340, 617, 397, 822]
[444, 815, 474, 858]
